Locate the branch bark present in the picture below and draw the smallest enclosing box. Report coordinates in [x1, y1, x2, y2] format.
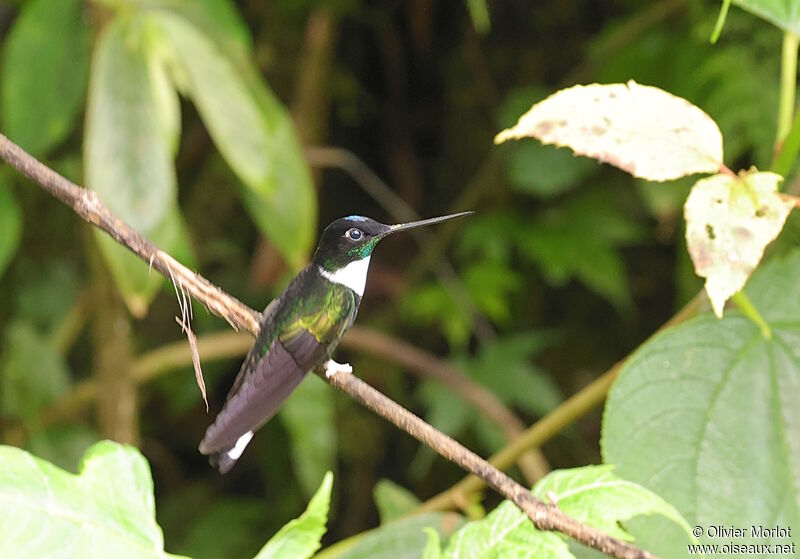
[342, 327, 550, 482]
[0, 132, 658, 559]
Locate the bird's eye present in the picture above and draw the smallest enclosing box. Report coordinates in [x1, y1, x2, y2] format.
[346, 228, 363, 241]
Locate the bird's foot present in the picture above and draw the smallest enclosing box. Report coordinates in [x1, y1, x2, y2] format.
[324, 359, 353, 378]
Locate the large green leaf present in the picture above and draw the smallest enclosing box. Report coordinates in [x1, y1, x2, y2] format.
[602, 250, 800, 557]
[254, 471, 332, 559]
[280, 375, 336, 498]
[0, 0, 90, 155]
[0, 441, 185, 559]
[445, 501, 571, 559]
[442, 466, 689, 559]
[85, 15, 194, 315]
[151, 11, 316, 269]
[0, 177, 22, 279]
[731, 0, 800, 34]
[0, 321, 71, 421]
[85, 16, 176, 233]
[111, 0, 251, 58]
[151, 0, 252, 58]
[532, 466, 691, 542]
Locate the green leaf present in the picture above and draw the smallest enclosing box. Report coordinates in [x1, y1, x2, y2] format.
[506, 141, 598, 199]
[153, 13, 268, 192]
[0, 321, 71, 421]
[373, 479, 422, 524]
[456, 211, 519, 263]
[731, 0, 800, 34]
[602, 249, 800, 558]
[522, 227, 629, 310]
[86, 15, 176, 233]
[421, 528, 443, 559]
[0, 441, 185, 559]
[333, 513, 461, 559]
[464, 0, 490, 34]
[444, 500, 571, 559]
[468, 333, 562, 416]
[444, 466, 689, 559]
[0, 178, 22, 279]
[532, 466, 692, 542]
[85, 15, 194, 314]
[146, 0, 252, 59]
[152, 11, 316, 269]
[401, 283, 472, 349]
[254, 471, 333, 559]
[280, 375, 337, 497]
[463, 260, 522, 324]
[0, 0, 90, 155]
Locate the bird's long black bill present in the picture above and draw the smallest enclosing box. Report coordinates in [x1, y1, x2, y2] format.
[386, 211, 473, 234]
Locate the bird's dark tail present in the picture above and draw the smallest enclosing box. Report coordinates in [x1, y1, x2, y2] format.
[208, 451, 237, 474]
[201, 429, 254, 474]
[199, 326, 317, 474]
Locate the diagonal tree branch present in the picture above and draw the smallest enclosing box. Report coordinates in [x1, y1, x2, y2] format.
[340, 326, 550, 482]
[0, 132, 658, 559]
[417, 291, 706, 514]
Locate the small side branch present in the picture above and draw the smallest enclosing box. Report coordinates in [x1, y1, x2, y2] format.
[0, 132, 657, 559]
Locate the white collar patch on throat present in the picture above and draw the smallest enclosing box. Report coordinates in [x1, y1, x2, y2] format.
[319, 256, 371, 296]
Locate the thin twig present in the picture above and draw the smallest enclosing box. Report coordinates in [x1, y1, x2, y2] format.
[0, 132, 656, 559]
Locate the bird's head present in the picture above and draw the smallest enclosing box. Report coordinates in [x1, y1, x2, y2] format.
[312, 212, 472, 272]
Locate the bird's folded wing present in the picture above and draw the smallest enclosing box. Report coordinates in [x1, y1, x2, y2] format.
[199, 328, 326, 456]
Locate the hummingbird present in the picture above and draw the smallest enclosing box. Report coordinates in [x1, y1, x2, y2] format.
[199, 211, 472, 473]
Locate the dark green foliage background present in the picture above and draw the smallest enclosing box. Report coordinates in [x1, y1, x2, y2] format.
[0, 1, 794, 558]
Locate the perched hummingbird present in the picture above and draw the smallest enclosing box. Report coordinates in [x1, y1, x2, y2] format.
[199, 212, 472, 473]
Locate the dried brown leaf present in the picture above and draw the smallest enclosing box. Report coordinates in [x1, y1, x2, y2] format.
[176, 316, 208, 412]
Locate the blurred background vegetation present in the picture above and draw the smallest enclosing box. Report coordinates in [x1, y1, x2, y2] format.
[0, 0, 789, 557]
